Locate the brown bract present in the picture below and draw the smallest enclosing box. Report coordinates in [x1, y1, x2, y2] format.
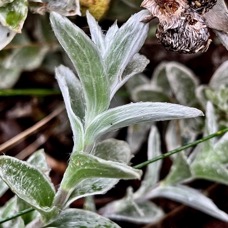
[141, 0, 214, 53]
[141, 0, 188, 29]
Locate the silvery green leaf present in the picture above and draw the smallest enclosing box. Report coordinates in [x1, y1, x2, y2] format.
[94, 139, 131, 164]
[131, 84, 170, 102]
[100, 197, 164, 224]
[2, 32, 48, 71]
[3, 41, 48, 71]
[56, 65, 85, 120]
[205, 102, 217, 140]
[166, 62, 199, 106]
[134, 126, 162, 198]
[0, 0, 28, 32]
[55, 66, 84, 152]
[85, 102, 203, 145]
[27, 149, 51, 178]
[0, 156, 55, 214]
[66, 178, 119, 208]
[56, 153, 142, 206]
[50, 12, 109, 123]
[86, 11, 105, 53]
[191, 129, 228, 185]
[61, 153, 141, 190]
[43, 0, 81, 16]
[165, 119, 199, 156]
[204, 0, 228, 33]
[214, 132, 228, 164]
[31, 0, 81, 16]
[0, 25, 16, 50]
[127, 123, 151, 154]
[35, 15, 56, 43]
[0, 66, 21, 88]
[152, 62, 171, 96]
[66, 139, 132, 206]
[42, 52, 62, 74]
[196, 85, 208, 108]
[191, 158, 228, 185]
[126, 73, 149, 94]
[189, 102, 228, 184]
[103, 10, 149, 93]
[214, 31, 228, 50]
[104, 21, 119, 52]
[45, 208, 120, 228]
[0, 197, 25, 228]
[209, 60, 228, 89]
[205, 87, 228, 113]
[163, 153, 192, 185]
[180, 117, 203, 142]
[165, 120, 181, 152]
[110, 53, 150, 98]
[146, 185, 228, 222]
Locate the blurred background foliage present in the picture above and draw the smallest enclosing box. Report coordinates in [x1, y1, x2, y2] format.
[0, 0, 227, 227]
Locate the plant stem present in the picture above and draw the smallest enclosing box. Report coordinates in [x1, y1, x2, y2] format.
[0, 89, 60, 96]
[0, 208, 34, 224]
[134, 128, 228, 169]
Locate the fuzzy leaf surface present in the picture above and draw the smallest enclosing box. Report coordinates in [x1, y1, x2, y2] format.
[126, 73, 149, 94]
[50, 12, 109, 123]
[163, 153, 191, 185]
[146, 185, 228, 222]
[191, 162, 228, 185]
[86, 11, 105, 53]
[166, 62, 199, 106]
[66, 139, 132, 206]
[190, 103, 228, 185]
[152, 62, 171, 96]
[59, 153, 141, 199]
[132, 85, 170, 102]
[100, 199, 164, 224]
[127, 123, 151, 154]
[0, 24, 16, 50]
[3, 43, 48, 71]
[0, 66, 21, 88]
[27, 149, 52, 179]
[134, 126, 162, 198]
[111, 53, 149, 98]
[56, 65, 85, 120]
[209, 60, 228, 89]
[215, 31, 228, 51]
[103, 10, 149, 93]
[45, 208, 120, 228]
[43, 0, 81, 16]
[0, 0, 28, 32]
[85, 102, 203, 144]
[0, 156, 55, 213]
[55, 65, 84, 151]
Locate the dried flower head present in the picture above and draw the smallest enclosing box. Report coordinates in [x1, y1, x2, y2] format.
[141, 0, 188, 29]
[156, 10, 211, 53]
[141, 0, 214, 53]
